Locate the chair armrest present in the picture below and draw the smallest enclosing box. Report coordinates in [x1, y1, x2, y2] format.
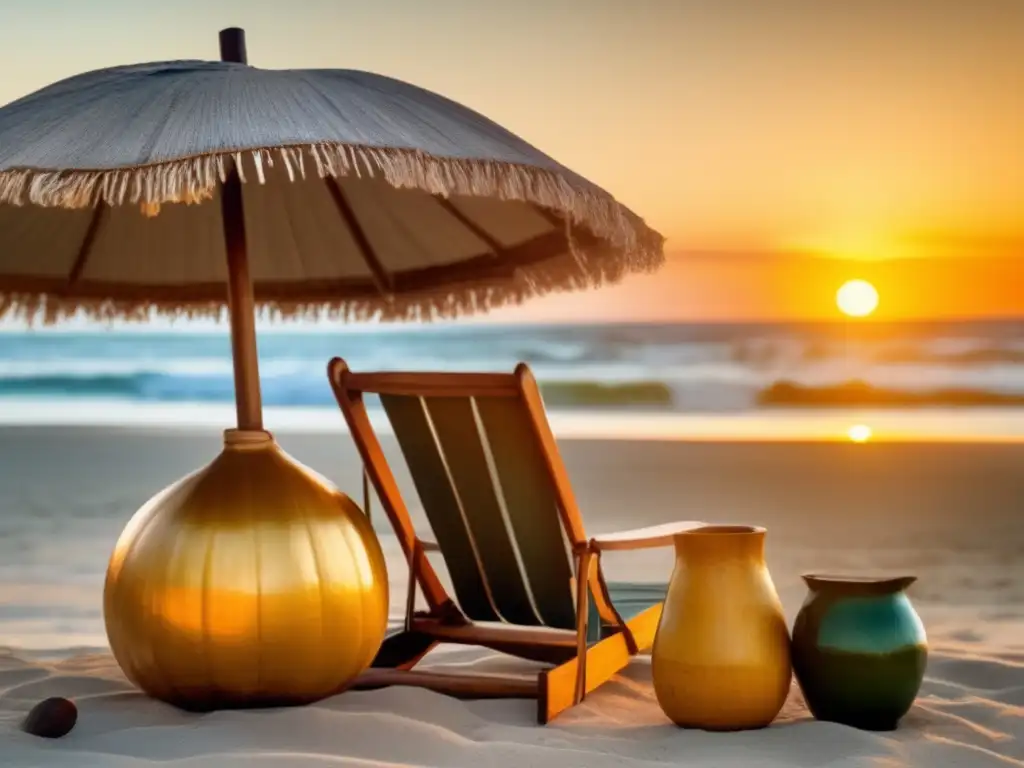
[588, 521, 707, 552]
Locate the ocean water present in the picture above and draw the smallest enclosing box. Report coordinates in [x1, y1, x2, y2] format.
[0, 319, 1021, 440]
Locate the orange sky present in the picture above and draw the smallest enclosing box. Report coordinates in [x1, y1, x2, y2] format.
[1, 0, 1021, 323]
[487, 252, 1023, 323]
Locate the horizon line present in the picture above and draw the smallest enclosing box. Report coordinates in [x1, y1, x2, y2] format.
[0, 314, 1021, 334]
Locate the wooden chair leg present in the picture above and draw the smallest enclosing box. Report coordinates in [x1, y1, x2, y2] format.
[573, 547, 592, 705]
[362, 466, 372, 526]
[537, 602, 663, 724]
[569, 548, 598, 708]
[355, 668, 540, 699]
[404, 544, 420, 632]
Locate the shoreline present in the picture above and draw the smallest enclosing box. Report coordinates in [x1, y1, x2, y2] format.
[0, 402, 1022, 443]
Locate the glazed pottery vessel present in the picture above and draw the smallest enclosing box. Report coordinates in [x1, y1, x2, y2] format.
[652, 525, 792, 730]
[104, 429, 389, 711]
[791, 574, 927, 731]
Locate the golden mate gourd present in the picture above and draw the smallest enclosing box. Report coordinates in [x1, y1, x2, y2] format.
[104, 429, 388, 710]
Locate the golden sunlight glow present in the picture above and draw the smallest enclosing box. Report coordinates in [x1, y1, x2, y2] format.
[836, 280, 879, 318]
[847, 424, 873, 443]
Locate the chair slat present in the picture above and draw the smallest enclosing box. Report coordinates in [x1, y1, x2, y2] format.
[380, 394, 498, 622]
[347, 371, 519, 398]
[475, 398, 576, 629]
[421, 396, 540, 626]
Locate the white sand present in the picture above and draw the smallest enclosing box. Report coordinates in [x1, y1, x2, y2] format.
[1, 428, 1022, 766]
[2, 643, 1023, 767]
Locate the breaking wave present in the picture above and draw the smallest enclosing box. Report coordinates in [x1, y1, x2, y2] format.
[0, 318, 1020, 412]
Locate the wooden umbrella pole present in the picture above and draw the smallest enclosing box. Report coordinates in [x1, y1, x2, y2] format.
[219, 27, 263, 431]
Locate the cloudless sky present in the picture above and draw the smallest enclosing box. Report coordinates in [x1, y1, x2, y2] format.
[1, 0, 1021, 322]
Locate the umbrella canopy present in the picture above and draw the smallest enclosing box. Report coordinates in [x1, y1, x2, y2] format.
[0, 46, 663, 324]
[0, 28, 665, 431]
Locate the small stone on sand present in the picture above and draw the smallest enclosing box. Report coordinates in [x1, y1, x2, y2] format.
[21, 697, 78, 739]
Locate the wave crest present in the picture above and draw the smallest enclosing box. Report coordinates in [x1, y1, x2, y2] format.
[758, 380, 1024, 408]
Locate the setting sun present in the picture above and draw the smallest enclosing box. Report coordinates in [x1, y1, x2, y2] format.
[847, 424, 873, 443]
[836, 280, 879, 318]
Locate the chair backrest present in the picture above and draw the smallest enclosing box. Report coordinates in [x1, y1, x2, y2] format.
[329, 359, 586, 630]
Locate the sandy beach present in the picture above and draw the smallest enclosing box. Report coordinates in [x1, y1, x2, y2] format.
[1, 426, 1022, 766]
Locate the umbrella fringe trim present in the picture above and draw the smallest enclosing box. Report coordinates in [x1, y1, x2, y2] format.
[0, 142, 664, 259]
[0, 244, 655, 326]
[0, 143, 665, 325]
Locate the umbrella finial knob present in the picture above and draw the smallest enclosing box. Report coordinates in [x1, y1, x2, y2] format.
[219, 27, 248, 64]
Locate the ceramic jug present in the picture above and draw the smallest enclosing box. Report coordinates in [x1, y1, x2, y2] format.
[652, 525, 792, 730]
[791, 574, 927, 731]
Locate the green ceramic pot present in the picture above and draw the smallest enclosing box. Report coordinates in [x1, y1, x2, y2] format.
[791, 574, 927, 731]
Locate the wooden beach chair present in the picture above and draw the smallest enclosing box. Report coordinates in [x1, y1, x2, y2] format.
[327, 357, 706, 723]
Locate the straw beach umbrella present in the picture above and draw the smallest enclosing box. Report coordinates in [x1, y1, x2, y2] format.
[0, 28, 665, 711]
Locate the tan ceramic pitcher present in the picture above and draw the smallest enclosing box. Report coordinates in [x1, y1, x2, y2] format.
[652, 525, 792, 730]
